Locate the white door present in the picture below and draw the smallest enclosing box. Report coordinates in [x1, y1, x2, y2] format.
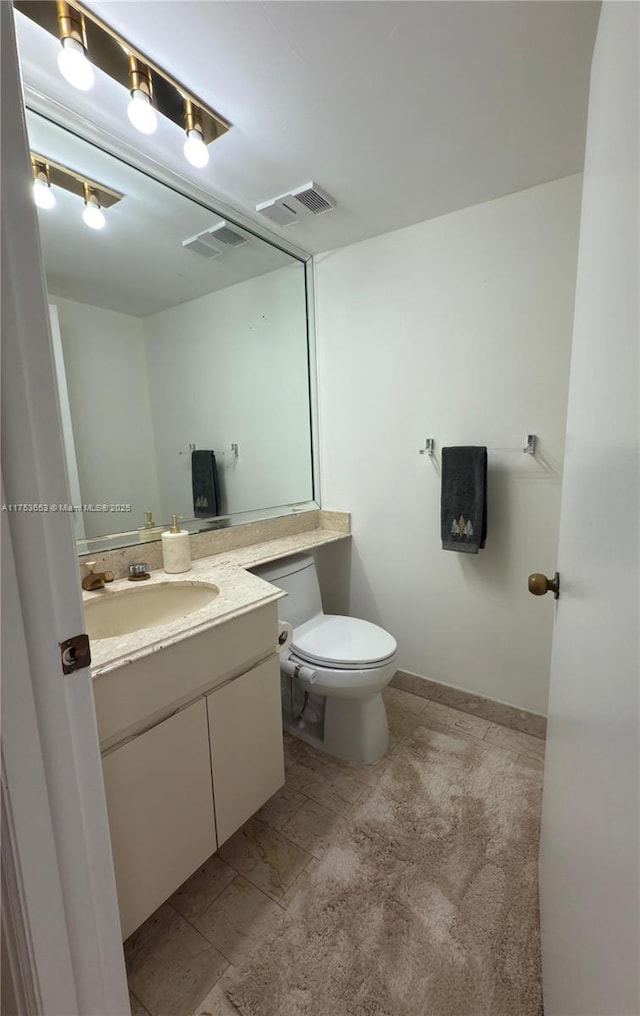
[1, 5, 129, 1013]
[538, 4, 639, 1014]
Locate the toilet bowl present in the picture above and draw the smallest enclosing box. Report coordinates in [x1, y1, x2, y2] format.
[251, 553, 397, 765]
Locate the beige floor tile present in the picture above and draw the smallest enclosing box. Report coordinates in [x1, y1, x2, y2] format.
[288, 751, 365, 803]
[386, 705, 434, 740]
[408, 712, 451, 737]
[218, 816, 310, 900]
[338, 753, 393, 787]
[129, 991, 150, 1015]
[383, 686, 428, 715]
[192, 875, 284, 967]
[422, 700, 491, 739]
[485, 723, 546, 761]
[169, 855, 236, 925]
[416, 724, 521, 764]
[518, 753, 545, 771]
[125, 903, 228, 1016]
[282, 799, 348, 859]
[257, 784, 308, 832]
[285, 762, 357, 817]
[282, 732, 317, 764]
[283, 731, 382, 790]
[348, 783, 378, 815]
[192, 969, 238, 1016]
[280, 857, 322, 908]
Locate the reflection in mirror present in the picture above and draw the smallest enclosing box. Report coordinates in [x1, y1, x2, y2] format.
[25, 110, 315, 551]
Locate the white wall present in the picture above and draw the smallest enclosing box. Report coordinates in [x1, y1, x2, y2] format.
[143, 265, 313, 521]
[316, 175, 582, 715]
[52, 296, 161, 537]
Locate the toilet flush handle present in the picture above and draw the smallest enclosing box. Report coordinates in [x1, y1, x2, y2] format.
[528, 572, 560, 599]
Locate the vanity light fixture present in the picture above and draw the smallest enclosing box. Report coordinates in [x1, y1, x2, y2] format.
[16, 1, 231, 170]
[32, 159, 57, 210]
[56, 0, 95, 91]
[30, 150, 124, 227]
[183, 98, 210, 168]
[127, 55, 158, 136]
[82, 184, 106, 230]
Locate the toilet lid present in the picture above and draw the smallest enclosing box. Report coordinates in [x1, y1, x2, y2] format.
[291, 615, 397, 669]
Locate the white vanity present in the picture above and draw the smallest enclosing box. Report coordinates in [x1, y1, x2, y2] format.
[86, 520, 349, 940]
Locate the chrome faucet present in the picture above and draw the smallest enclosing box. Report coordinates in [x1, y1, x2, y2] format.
[81, 560, 114, 591]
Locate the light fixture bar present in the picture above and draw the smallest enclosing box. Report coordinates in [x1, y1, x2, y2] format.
[29, 151, 124, 207]
[15, 0, 231, 145]
[56, 0, 86, 48]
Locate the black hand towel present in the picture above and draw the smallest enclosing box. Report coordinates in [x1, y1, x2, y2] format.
[192, 449, 220, 518]
[441, 446, 487, 554]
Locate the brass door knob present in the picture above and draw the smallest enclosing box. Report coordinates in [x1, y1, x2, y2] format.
[528, 572, 560, 599]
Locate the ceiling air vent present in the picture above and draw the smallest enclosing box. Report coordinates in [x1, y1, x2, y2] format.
[291, 183, 334, 215]
[182, 221, 248, 259]
[256, 182, 336, 226]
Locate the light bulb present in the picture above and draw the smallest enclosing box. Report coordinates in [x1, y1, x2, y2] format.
[57, 36, 94, 91]
[83, 199, 105, 230]
[33, 176, 56, 210]
[183, 129, 209, 169]
[127, 89, 158, 135]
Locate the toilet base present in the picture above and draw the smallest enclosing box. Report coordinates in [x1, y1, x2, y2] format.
[283, 691, 389, 765]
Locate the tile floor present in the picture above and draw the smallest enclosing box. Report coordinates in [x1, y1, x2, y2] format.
[124, 686, 545, 1016]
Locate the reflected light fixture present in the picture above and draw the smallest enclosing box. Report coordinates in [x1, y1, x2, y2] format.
[56, 0, 95, 91]
[16, 1, 231, 171]
[82, 184, 106, 229]
[32, 159, 56, 210]
[127, 55, 158, 135]
[29, 151, 124, 227]
[183, 98, 210, 168]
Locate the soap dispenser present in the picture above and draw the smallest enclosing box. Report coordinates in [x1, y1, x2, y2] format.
[161, 515, 191, 574]
[139, 511, 164, 543]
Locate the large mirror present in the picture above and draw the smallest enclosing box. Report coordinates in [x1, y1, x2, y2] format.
[25, 109, 316, 551]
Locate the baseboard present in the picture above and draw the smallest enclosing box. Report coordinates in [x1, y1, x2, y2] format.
[391, 670, 547, 740]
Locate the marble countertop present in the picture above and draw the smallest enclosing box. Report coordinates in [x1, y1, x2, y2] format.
[85, 527, 350, 678]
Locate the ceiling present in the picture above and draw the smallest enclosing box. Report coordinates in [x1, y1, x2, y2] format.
[15, 1, 600, 256]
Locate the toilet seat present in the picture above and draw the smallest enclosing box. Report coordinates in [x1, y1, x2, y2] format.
[291, 615, 397, 670]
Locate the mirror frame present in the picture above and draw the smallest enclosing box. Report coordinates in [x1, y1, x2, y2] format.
[24, 86, 321, 554]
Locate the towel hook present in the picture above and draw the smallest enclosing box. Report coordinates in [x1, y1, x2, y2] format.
[419, 437, 435, 457]
[523, 435, 536, 455]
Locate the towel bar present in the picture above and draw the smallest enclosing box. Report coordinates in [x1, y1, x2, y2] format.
[418, 434, 537, 456]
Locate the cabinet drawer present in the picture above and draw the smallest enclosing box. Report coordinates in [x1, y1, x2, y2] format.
[94, 602, 278, 747]
[102, 698, 216, 939]
[207, 655, 284, 846]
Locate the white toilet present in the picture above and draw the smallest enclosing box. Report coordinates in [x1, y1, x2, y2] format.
[252, 554, 397, 765]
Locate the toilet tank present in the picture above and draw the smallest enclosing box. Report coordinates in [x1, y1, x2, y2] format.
[250, 554, 323, 629]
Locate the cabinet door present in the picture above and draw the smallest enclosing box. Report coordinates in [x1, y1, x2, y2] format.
[102, 698, 216, 940]
[207, 656, 284, 846]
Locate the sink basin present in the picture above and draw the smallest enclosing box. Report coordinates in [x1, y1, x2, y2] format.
[84, 583, 219, 639]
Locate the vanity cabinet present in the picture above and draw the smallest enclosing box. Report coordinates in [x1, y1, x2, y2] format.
[207, 656, 284, 845]
[96, 602, 285, 939]
[101, 698, 216, 940]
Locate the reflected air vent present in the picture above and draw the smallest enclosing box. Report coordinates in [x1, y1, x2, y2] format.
[256, 182, 336, 227]
[182, 221, 248, 259]
[208, 222, 248, 247]
[182, 233, 223, 259]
